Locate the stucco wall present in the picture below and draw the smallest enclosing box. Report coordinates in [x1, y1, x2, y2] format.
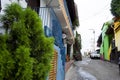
[115, 30, 120, 51]
[1, 0, 27, 14]
[114, 21, 120, 51]
[54, 45, 65, 80]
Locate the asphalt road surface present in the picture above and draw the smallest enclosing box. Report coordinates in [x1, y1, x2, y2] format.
[65, 57, 120, 80]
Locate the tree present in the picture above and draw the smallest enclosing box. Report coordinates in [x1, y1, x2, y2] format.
[0, 35, 14, 79]
[73, 31, 82, 61]
[0, 3, 54, 80]
[111, 0, 120, 17]
[23, 8, 54, 80]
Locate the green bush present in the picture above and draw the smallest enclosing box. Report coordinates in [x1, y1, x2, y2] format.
[111, 0, 120, 17]
[0, 35, 14, 79]
[23, 7, 54, 80]
[0, 3, 54, 80]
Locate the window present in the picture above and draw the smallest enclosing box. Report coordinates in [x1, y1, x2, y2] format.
[26, 0, 40, 14]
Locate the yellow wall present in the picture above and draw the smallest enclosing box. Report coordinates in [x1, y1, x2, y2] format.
[114, 22, 120, 51]
[108, 44, 112, 60]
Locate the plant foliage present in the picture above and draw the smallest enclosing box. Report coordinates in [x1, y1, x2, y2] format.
[72, 19, 79, 30]
[74, 31, 81, 51]
[0, 3, 54, 80]
[0, 35, 14, 79]
[73, 31, 82, 60]
[111, 0, 120, 17]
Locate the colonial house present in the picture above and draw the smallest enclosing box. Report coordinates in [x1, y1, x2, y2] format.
[97, 20, 114, 61]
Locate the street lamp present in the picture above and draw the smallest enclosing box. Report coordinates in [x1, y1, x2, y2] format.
[89, 29, 95, 51]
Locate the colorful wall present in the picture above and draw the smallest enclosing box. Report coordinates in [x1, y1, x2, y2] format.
[100, 21, 113, 61]
[114, 21, 120, 51]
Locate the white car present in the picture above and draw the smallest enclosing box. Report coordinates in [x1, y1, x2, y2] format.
[90, 51, 100, 59]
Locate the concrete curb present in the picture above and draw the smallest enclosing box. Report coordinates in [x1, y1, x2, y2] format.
[65, 60, 74, 73]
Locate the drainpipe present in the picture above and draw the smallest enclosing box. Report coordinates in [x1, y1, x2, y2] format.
[89, 29, 95, 51]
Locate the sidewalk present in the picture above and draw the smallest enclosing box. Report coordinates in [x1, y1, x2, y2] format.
[65, 60, 74, 73]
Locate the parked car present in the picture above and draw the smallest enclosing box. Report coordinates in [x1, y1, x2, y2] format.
[90, 51, 100, 59]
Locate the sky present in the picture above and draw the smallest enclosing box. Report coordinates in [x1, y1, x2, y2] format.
[74, 0, 113, 53]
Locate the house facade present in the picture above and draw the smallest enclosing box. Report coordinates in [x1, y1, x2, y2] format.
[97, 18, 120, 63]
[98, 20, 113, 61]
[112, 17, 120, 63]
[114, 18, 120, 52]
[97, 19, 120, 63]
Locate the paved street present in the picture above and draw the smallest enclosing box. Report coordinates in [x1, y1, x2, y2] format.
[65, 57, 120, 80]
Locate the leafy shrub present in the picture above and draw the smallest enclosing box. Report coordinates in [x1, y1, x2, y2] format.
[0, 35, 14, 79]
[0, 3, 54, 80]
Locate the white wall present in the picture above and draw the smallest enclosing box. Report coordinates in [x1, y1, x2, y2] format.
[40, 0, 51, 29]
[1, 0, 27, 14]
[0, 0, 27, 34]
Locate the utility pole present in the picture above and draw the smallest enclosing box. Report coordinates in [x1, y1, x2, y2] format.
[89, 29, 95, 51]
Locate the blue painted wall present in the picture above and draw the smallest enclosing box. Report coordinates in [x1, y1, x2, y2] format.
[43, 8, 66, 80]
[44, 25, 52, 37]
[51, 8, 66, 80]
[54, 45, 64, 80]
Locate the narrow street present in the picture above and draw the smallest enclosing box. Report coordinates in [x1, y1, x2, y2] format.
[65, 57, 120, 80]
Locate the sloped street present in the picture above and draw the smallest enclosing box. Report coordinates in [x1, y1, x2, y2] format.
[65, 57, 120, 80]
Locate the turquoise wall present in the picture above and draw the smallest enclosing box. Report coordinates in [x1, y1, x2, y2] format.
[54, 45, 65, 80]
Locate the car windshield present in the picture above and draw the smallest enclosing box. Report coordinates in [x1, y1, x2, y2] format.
[96, 49, 100, 54]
